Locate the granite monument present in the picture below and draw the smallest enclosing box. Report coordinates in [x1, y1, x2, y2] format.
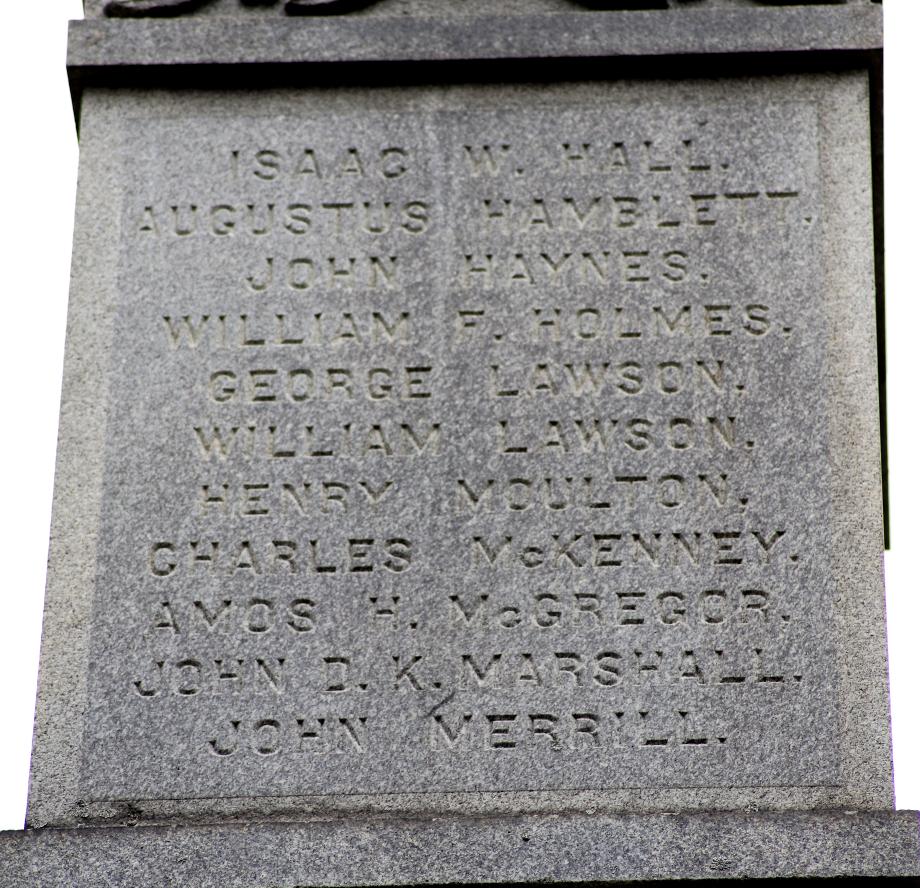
[3, 0, 916, 884]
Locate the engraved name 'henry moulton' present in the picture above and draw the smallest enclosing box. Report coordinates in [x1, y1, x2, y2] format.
[83, 92, 833, 804]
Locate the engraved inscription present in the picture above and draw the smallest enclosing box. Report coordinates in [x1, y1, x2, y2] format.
[104, 0, 385, 17]
[85, 94, 835, 803]
[104, 0, 858, 18]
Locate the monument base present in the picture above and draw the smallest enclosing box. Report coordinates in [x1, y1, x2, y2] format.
[2, 810, 918, 885]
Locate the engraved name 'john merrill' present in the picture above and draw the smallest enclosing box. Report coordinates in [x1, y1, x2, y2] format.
[104, 0, 855, 17]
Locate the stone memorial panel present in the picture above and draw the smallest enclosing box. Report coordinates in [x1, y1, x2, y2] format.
[3, 2, 917, 885]
[86, 88, 835, 804]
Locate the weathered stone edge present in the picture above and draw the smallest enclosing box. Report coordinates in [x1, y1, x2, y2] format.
[67, 6, 882, 72]
[821, 70, 894, 810]
[1, 811, 918, 885]
[25, 91, 123, 829]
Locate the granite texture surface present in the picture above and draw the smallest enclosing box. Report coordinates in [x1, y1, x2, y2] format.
[2, 812, 919, 885]
[27, 73, 889, 833]
[80, 0, 881, 19]
[67, 6, 882, 75]
[13, 2, 904, 884]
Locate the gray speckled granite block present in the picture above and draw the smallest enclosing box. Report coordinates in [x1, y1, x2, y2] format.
[7, 2, 912, 883]
[2, 812, 920, 885]
[67, 7, 883, 71]
[30, 72, 893, 829]
[78, 0, 880, 20]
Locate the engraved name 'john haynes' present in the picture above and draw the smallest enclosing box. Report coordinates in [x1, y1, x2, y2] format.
[83, 98, 837, 801]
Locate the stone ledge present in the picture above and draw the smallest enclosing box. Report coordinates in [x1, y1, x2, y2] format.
[1, 810, 918, 885]
[67, 6, 882, 73]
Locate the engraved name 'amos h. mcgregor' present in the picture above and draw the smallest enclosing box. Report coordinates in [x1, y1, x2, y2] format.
[82, 94, 836, 804]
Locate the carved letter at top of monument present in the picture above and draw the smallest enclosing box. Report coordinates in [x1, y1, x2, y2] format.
[103, 0, 860, 18]
[79, 89, 838, 804]
[104, 0, 384, 15]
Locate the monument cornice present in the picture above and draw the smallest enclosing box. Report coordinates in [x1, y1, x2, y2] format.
[68, 6, 882, 74]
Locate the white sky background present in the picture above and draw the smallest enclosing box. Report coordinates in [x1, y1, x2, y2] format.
[0, 0, 916, 832]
